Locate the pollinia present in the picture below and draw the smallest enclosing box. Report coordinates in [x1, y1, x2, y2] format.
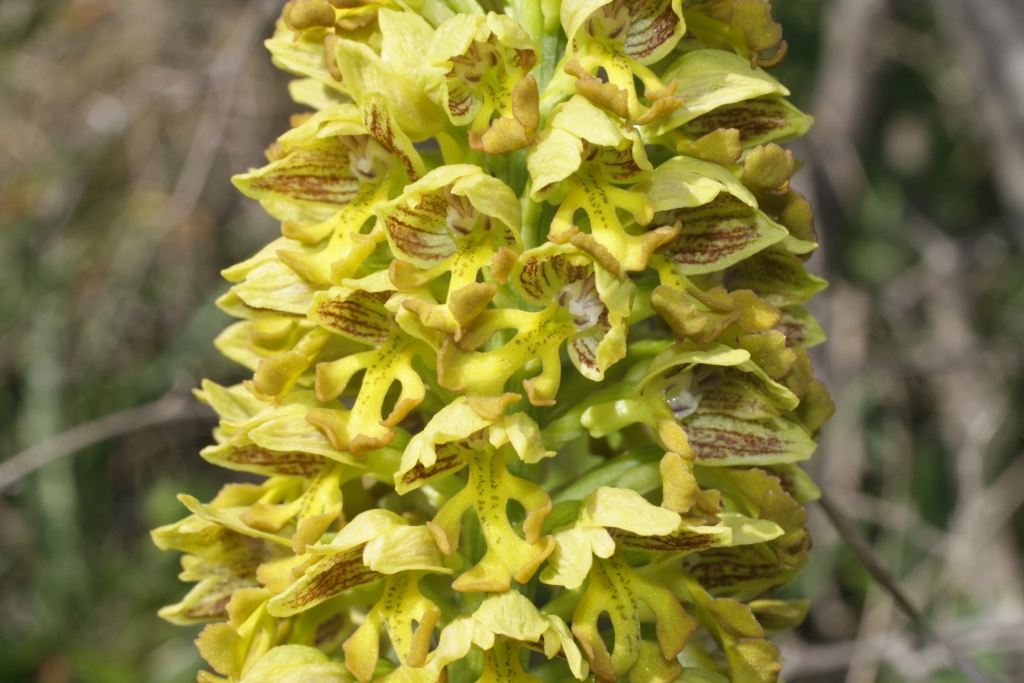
[152, 1, 834, 681]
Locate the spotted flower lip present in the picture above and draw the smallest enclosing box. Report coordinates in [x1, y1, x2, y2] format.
[526, 96, 681, 275]
[156, 3, 834, 683]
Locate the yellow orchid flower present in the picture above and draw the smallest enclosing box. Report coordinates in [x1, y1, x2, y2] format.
[155, 1, 834, 682]
[556, 0, 686, 125]
[420, 12, 541, 153]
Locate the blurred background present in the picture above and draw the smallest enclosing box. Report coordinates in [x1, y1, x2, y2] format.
[0, 0, 1022, 681]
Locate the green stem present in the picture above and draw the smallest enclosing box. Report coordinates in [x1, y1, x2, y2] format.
[520, 180, 543, 250]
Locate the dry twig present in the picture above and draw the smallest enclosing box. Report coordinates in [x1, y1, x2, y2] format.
[815, 485, 1004, 683]
[781, 620, 1024, 680]
[0, 394, 214, 492]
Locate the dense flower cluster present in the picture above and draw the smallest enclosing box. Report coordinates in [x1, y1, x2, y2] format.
[152, 1, 834, 681]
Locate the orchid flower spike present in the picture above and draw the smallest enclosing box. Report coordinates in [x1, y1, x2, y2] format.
[155, 2, 833, 682]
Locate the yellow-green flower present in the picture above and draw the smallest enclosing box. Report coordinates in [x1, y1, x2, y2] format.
[154, 1, 833, 682]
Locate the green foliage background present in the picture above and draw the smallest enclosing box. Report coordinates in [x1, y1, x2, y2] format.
[0, 0, 1022, 681]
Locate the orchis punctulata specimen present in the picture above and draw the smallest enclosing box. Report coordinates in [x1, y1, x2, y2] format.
[153, 1, 833, 681]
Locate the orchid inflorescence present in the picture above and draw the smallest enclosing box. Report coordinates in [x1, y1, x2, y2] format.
[152, 0, 834, 681]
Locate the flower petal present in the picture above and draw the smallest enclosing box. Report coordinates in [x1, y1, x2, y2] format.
[309, 287, 393, 345]
[578, 486, 681, 535]
[652, 195, 789, 275]
[643, 49, 788, 137]
[233, 138, 363, 223]
[638, 155, 756, 213]
[363, 525, 451, 574]
[239, 645, 350, 683]
[724, 247, 829, 307]
[684, 413, 815, 466]
[679, 96, 813, 149]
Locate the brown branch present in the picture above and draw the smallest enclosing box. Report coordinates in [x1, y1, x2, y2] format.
[806, 0, 889, 219]
[0, 394, 214, 492]
[781, 620, 1024, 680]
[71, 0, 281, 368]
[155, 0, 280, 240]
[0, 0, 280, 495]
[929, 0, 1024, 227]
[815, 484, 1005, 683]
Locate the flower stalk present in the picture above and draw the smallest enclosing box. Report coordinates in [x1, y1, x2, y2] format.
[152, 1, 834, 681]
